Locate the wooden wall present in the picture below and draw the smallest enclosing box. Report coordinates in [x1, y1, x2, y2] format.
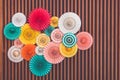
[1, 0, 120, 80]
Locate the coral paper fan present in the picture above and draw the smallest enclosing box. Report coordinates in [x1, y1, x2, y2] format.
[51, 29, 63, 43]
[60, 43, 78, 58]
[29, 55, 52, 76]
[43, 42, 64, 64]
[21, 44, 36, 61]
[28, 8, 51, 31]
[76, 32, 93, 50]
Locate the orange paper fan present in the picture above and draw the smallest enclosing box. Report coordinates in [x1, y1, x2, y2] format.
[21, 44, 36, 61]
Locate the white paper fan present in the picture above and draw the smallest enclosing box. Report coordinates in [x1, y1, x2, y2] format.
[35, 46, 44, 55]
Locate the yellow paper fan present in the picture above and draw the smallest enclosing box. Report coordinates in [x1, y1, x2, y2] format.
[50, 16, 58, 27]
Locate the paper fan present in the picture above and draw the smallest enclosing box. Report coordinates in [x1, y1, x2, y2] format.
[28, 8, 51, 31]
[44, 26, 54, 36]
[4, 23, 21, 40]
[43, 42, 64, 64]
[12, 12, 26, 27]
[60, 43, 78, 58]
[51, 29, 63, 43]
[14, 39, 24, 48]
[76, 32, 93, 50]
[19, 24, 40, 44]
[58, 12, 81, 34]
[62, 32, 77, 48]
[36, 33, 50, 47]
[21, 44, 36, 61]
[8, 46, 23, 63]
[35, 46, 44, 55]
[50, 16, 59, 27]
[29, 55, 52, 76]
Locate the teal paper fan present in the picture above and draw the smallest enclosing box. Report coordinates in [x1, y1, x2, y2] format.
[29, 55, 52, 76]
[44, 26, 54, 36]
[4, 23, 21, 40]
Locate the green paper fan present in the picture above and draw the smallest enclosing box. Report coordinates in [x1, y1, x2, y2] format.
[4, 23, 21, 40]
[29, 55, 52, 76]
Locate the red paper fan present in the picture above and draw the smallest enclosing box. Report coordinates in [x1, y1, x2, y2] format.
[21, 44, 36, 61]
[28, 8, 51, 31]
[76, 32, 93, 50]
[43, 42, 64, 64]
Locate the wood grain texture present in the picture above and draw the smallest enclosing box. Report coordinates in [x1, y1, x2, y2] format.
[1, 0, 120, 80]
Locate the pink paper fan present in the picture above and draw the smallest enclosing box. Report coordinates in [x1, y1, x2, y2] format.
[51, 29, 63, 43]
[43, 42, 64, 64]
[28, 8, 51, 31]
[76, 32, 93, 50]
[14, 39, 24, 48]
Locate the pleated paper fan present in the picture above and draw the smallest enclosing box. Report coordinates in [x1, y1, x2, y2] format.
[14, 39, 24, 48]
[28, 8, 51, 31]
[29, 55, 52, 76]
[35, 46, 44, 55]
[60, 43, 78, 58]
[50, 16, 59, 27]
[58, 12, 81, 34]
[12, 12, 26, 27]
[51, 29, 63, 43]
[19, 23, 40, 44]
[44, 26, 54, 36]
[21, 44, 36, 61]
[4, 23, 21, 40]
[62, 32, 77, 48]
[76, 32, 93, 50]
[8, 46, 23, 63]
[43, 42, 64, 64]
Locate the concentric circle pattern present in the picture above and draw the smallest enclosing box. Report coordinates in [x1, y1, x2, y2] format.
[29, 55, 52, 76]
[51, 29, 63, 43]
[36, 33, 50, 47]
[60, 43, 78, 58]
[4, 23, 21, 40]
[62, 32, 77, 48]
[58, 12, 81, 34]
[8, 46, 23, 63]
[76, 32, 93, 50]
[43, 42, 64, 64]
[19, 23, 40, 44]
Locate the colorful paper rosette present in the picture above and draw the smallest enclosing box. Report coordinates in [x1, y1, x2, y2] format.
[4, 23, 21, 40]
[35, 46, 44, 55]
[44, 26, 54, 36]
[28, 8, 51, 31]
[50, 16, 59, 27]
[29, 55, 52, 76]
[43, 42, 64, 64]
[76, 32, 93, 50]
[14, 39, 24, 48]
[19, 23, 40, 44]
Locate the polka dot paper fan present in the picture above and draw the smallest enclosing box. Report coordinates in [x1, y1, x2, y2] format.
[58, 12, 81, 34]
[28, 8, 51, 31]
[12, 12, 26, 27]
[76, 32, 93, 50]
[51, 29, 63, 43]
[29, 55, 52, 76]
[43, 42, 65, 64]
[8, 46, 23, 63]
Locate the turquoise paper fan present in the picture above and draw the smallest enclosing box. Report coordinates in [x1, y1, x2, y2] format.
[4, 23, 21, 40]
[44, 26, 54, 36]
[29, 55, 52, 76]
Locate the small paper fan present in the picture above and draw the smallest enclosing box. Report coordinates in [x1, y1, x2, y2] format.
[29, 55, 52, 76]
[8, 46, 23, 63]
[12, 12, 26, 27]
[28, 8, 51, 31]
[62, 32, 77, 48]
[4, 23, 21, 40]
[76, 32, 93, 50]
[44, 26, 54, 36]
[58, 12, 81, 34]
[51, 29, 63, 43]
[35, 46, 44, 55]
[14, 39, 24, 48]
[21, 44, 36, 61]
[36, 33, 50, 47]
[50, 16, 59, 27]
[19, 23, 40, 44]
[43, 42, 64, 64]
[60, 43, 78, 58]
